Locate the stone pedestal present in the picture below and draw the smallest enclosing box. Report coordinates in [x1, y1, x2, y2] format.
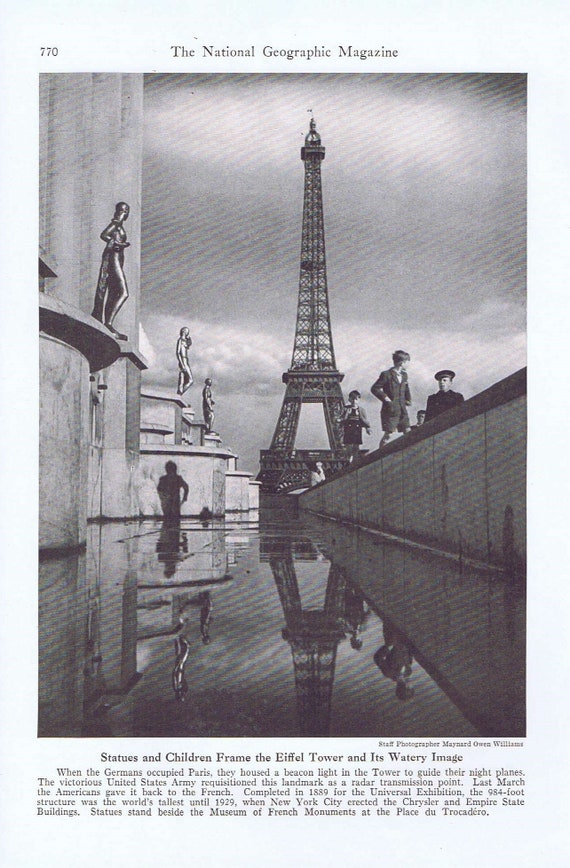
[225, 470, 253, 512]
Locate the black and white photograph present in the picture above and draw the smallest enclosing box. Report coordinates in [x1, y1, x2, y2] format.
[38, 73, 526, 739]
[2, 1, 570, 864]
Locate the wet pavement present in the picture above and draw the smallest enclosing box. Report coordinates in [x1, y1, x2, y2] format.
[38, 503, 525, 738]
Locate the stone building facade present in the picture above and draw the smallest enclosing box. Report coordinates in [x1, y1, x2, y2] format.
[39, 74, 146, 549]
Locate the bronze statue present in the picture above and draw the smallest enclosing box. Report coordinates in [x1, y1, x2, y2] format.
[202, 378, 215, 433]
[91, 201, 131, 340]
[176, 327, 193, 395]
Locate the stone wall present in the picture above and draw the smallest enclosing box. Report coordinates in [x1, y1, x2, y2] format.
[300, 369, 526, 573]
[138, 446, 234, 517]
[39, 336, 90, 550]
[302, 513, 525, 735]
[39, 74, 145, 547]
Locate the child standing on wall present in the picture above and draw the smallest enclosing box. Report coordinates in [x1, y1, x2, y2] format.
[371, 350, 412, 449]
[340, 389, 371, 463]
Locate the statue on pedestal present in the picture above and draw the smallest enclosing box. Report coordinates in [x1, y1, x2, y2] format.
[91, 202, 131, 341]
[176, 327, 193, 395]
[202, 378, 215, 433]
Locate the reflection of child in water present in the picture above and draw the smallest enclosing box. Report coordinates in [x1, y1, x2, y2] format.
[373, 623, 414, 700]
[343, 586, 370, 650]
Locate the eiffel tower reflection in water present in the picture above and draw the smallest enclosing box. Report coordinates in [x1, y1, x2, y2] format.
[38, 511, 522, 738]
[262, 536, 367, 736]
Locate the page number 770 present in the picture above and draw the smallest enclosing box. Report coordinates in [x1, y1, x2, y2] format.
[40, 47, 59, 56]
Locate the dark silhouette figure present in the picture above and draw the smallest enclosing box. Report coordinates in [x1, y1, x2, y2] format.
[157, 461, 189, 518]
[156, 520, 189, 578]
[199, 506, 213, 526]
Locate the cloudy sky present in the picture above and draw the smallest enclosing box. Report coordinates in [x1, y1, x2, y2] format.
[140, 73, 526, 473]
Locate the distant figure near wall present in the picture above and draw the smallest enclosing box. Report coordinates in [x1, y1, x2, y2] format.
[91, 202, 131, 341]
[176, 327, 193, 395]
[157, 460, 189, 518]
[307, 460, 326, 487]
[424, 369, 464, 422]
[202, 378, 215, 432]
[411, 409, 426, 429]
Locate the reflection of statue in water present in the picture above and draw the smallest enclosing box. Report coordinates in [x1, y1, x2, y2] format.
[199, 592, 213, 644]
[172, 632, 190, 701]
[91, 202, 131, 341]
[202, 378, 215, 433]
[157, 461, 189, 518]
[176, 327, 193, 395]
[373, 622, 415, 700]
[171, 591, 214, 700]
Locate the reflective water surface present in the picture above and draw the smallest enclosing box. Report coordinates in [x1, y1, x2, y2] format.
[39, 504, 525, 738]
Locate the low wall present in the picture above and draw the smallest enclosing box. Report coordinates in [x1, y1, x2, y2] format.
[300, 369, 526, 573]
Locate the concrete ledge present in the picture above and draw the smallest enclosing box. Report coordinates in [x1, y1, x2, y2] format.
[300, 368, 526, 572]
[349, 367, 527, 470]
[40, 293, 148, 374]
[141, 422, 174, 436]
[141, 390, 191, 408]
[40, 293, 122, 373]
[140, 443, 236, 460]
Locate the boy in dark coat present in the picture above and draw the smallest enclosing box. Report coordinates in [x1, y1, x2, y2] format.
[371, 350, 412, 448]
[424, 370, 464, 422]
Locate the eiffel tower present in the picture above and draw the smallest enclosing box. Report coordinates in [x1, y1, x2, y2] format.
[258, 119, 348, 493]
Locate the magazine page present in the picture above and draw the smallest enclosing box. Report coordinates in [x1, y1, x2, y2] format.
[1, 1, 569, 865]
